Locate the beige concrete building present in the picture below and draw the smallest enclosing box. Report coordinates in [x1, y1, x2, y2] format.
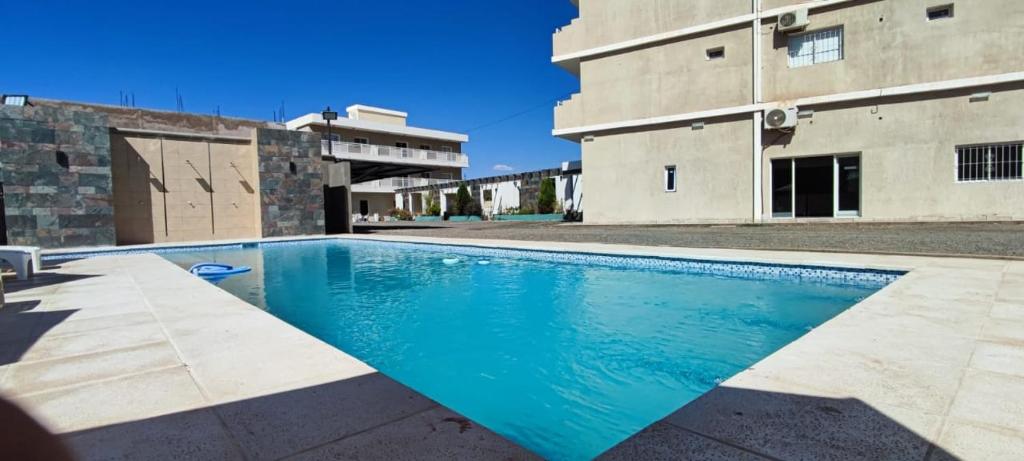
[286, 105, 469, 221]
[553, 0, 1024, 224]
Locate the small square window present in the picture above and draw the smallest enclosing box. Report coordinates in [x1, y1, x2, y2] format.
[705, 47, 725, 60]
[927, 4, 954, 21]
[664, 166, 677, 192]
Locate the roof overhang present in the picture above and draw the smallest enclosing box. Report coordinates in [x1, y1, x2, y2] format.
[286, 113, 468, 143]
[346, 104, 408, 118]
[345, 159, 433, 184]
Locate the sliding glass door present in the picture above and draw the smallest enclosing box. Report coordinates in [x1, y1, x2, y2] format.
[836, 156, 861, 217]
[770, 155, 861, 218]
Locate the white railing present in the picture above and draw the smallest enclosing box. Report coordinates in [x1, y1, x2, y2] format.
[353, 177, 454, 190]
[321, 141, 468, 165]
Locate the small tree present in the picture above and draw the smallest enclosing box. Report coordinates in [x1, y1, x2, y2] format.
[537, 178, 557, 214]
[465, 200, 483, 218]
[425, 192, 441, 216]
[454, 184, 473, 215]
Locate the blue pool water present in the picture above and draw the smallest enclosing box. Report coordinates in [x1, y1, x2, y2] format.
[162, 240, 893, 460]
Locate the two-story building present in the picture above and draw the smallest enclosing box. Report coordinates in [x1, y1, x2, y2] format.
[286, 105, 469, 222]
[553, 0, 1024, 224]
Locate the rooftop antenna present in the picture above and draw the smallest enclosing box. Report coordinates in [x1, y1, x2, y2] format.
[175, 87, 185, 112]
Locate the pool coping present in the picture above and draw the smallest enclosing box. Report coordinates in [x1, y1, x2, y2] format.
[8, 234, 1024, 459]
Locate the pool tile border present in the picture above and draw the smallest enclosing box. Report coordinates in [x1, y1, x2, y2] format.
[45, 236, 903, 288]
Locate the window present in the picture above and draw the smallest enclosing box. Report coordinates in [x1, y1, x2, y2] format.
[353, 137, 369, 144]
[483, 190, 493, 201]
[927, 4, 954, 21]
[956, 143, 1023, 182]
[706, 47, 725, 60]
[440, 146, 453, 152]
[322, 133, 340, 142]
[395, 142, 408, 148]
[788, 26, 844, 68]
[419, 144, 431, 150]
[664, 166, 677, 192]
[771, 155, 861, 218]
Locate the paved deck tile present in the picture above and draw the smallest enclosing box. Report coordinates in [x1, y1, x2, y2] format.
[0, 235, 1021, 459]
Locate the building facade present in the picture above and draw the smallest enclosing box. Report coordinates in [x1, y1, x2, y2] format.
[395, 161, 583, 218]
[0, 99, 324, 248]
[286, 105, 469, 221]
[553, 0, 1024, 224]
[0, 98, 470, 248]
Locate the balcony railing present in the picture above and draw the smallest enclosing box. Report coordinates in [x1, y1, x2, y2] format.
[321, 141, 468, 165]
[353, 177, 455, 191]
[554, 93, 583, 131]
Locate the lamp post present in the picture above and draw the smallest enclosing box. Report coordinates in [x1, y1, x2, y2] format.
[322, 106, 339, 157]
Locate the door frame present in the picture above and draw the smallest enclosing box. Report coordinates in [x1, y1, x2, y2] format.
[770, 153, 862, 219]
[0, 182, 7, 245]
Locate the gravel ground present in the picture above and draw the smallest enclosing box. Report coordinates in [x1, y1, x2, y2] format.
[355, 221, 1024, 259]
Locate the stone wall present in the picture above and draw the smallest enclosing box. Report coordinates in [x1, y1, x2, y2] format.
[256, 129, 324, 237]
[0, 105, 115, 248]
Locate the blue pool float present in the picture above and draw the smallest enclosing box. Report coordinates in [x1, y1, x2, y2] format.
[189, 263, 252, 282]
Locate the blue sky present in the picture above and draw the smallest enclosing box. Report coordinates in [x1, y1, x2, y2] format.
[0, 0, 581, 178]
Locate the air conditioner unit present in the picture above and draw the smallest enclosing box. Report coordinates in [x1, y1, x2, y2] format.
[764, 108, 799, 130]
[777, 8, 810, 33]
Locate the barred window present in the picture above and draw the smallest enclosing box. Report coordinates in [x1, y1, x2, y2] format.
[956, 143, 1023, 182]
[788, 27, 844, 68]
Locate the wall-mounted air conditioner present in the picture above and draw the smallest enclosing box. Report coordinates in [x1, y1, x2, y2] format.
[778, 8, 810, 33]
[764, 108, 799, 130]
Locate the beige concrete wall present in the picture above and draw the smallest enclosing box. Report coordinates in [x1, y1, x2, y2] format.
[111, 134, 261, 244]
[576, 25, 752, 125]
[352, 193, 398, 219]
[111, 135, 167, 245]
[209, 141, 261, 239]
[582, 117, 754, 224]
[350, 111, 407, 126]
[555, 0, 751, 56]
[763, 0, 1024, 101]
[761, 85, 1024, 221]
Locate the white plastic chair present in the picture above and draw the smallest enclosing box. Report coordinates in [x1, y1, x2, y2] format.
[0, 246, 42, 280]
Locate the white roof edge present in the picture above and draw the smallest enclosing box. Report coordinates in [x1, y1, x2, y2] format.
[286, 113, 469, 143]
[346, 104, 408, 118]
[552, 0, 858, 64]
[553, 71, 1024, 137]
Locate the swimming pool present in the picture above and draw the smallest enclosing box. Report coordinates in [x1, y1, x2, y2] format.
[162, 239, 898, 460]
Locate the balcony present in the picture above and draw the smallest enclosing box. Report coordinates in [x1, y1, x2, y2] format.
[351, 177, 454, 194]
[321, 141, 470, 168]
[554, 93, 583, 133]
[552, 18, 585, 59]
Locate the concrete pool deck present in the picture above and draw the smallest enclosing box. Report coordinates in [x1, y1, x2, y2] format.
[1, 234, 1023, 460]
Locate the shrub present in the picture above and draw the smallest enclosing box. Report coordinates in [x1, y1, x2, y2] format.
[465, 200, 483, 217]
[537, 178, 556, 214]
[425, 192, 441, 216]
[454, 184, 472, 215]
[387, 208, 413, 221]
[517, 204, 536, 215]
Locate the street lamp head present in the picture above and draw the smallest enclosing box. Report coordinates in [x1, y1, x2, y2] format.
[1, 95, 30, 106]
[321, 106, 339, 121]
